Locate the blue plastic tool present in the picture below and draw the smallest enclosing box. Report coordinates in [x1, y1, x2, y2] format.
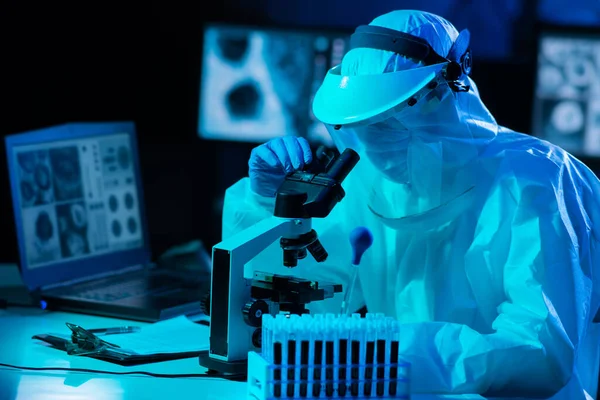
[341, 227, 373, 315]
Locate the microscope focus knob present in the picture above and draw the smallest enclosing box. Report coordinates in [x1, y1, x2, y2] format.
[200, 292, 211, 316]
[242, 300, 269, 327]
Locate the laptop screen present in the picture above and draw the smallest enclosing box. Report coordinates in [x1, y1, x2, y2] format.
[5, 122, 150, 290]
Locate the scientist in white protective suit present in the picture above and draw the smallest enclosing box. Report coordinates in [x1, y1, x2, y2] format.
[221, 10, 600, 399]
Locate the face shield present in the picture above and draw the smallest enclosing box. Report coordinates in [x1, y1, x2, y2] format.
[312, 25, 483, 220]
[313, 24, 474, 181]
[315, 62, 448, 127]
[314, 62, 452, 184]
[313, 23, 470, 127]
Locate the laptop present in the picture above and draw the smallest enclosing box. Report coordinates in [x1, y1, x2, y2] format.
[5, 122, 208, 322]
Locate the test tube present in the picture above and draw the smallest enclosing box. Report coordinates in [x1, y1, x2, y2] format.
[276, 315, 288, 398]
[389, 320, 400, 397]
[324, 317, 335, 397]
[312, 316, 324, 398]
[331, 317, 341, 398]
[300, 340, 310, 397]
[288, 343, 297, 398]
[383, 318, 392, 397]
[294, 318, 302, 396]
[273, 342, 282, 398]
[270, 315, 281, 398]
[286, 317, 298, 398]
[273, 316, 283, 399]
[375, 319, 386, 397]
[337, 318, 349, 397]
[299, 316, 310, 398]
[349, 315, 362, 396]
[364, 321, 376, 396]
[306, 316, 315, 398]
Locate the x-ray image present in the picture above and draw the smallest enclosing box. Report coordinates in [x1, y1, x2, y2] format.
[539, 98, 587, 153]
[199, 25, 346, 146]
[49, 146, 84, 201]
[586, 101, 600, 155]
[200, 27, 313, 142]
[56, 202, 90, 258]
[533, 34, 600, 156]
[16, 150, 54, 208]
[538, 36, 599, 98]
[22, 206, 61, 267]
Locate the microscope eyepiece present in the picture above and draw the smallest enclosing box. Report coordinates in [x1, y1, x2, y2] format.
[326, 148, 360, 183]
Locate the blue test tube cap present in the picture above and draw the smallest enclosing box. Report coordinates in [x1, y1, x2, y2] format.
[349, 226, 373, 265]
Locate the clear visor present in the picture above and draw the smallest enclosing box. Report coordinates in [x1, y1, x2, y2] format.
[313, 62, 447, 128]
[318, 71, 473, 223]
[322, 70, 451, 155]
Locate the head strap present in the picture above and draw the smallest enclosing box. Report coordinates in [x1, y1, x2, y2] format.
[350, 25, 449, 66]
[349, 24, 472, 92]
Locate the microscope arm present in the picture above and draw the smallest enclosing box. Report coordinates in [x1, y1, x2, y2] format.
[208, 216, 312, 362]
[200, 149, 360, 375]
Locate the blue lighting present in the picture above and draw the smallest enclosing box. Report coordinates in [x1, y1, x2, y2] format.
[40, 300, 47, 310]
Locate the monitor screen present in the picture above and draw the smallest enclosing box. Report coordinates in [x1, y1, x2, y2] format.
[11, 133, 144, 269]
[198, 23, 350, 146]
[532, 31, 600, 157]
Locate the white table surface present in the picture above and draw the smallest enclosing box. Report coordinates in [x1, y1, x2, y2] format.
[0, 307, 249, 400]
[0, 302, 486, 399]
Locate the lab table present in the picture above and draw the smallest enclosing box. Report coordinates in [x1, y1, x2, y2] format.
[0, 307, 491, 400]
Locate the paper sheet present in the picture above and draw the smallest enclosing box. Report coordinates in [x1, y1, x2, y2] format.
[49, 316, 210, 355]
[106, 316, 210, 355]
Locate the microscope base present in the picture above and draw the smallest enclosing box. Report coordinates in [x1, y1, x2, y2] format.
[199, 352, 248, 376]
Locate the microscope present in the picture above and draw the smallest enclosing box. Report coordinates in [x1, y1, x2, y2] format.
[199, 147, 360, 376]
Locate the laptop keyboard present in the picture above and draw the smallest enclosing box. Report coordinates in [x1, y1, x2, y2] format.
[60, 272, 192, 302]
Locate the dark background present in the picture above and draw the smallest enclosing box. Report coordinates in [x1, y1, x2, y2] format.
[2, 0, 599, 264]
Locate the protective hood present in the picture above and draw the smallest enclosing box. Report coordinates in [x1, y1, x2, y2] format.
[313, 10, 499, 220]
[223, 13, 600, 399]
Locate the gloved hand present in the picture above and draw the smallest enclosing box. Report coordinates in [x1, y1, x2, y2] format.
[249, 136, 313, 197]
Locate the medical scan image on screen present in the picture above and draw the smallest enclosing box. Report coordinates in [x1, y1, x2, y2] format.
[15, 133, 143, 268]
[532, 33, 600, 157]
[198, 24, 349, 146]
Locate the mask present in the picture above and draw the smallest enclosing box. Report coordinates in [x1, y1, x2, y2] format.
[353, 119, 411, 184]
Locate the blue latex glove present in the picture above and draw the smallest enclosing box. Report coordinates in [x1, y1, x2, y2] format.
[249, 136, 313, 197]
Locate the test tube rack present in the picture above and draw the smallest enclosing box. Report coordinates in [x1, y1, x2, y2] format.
[247, 313, 411, 400]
